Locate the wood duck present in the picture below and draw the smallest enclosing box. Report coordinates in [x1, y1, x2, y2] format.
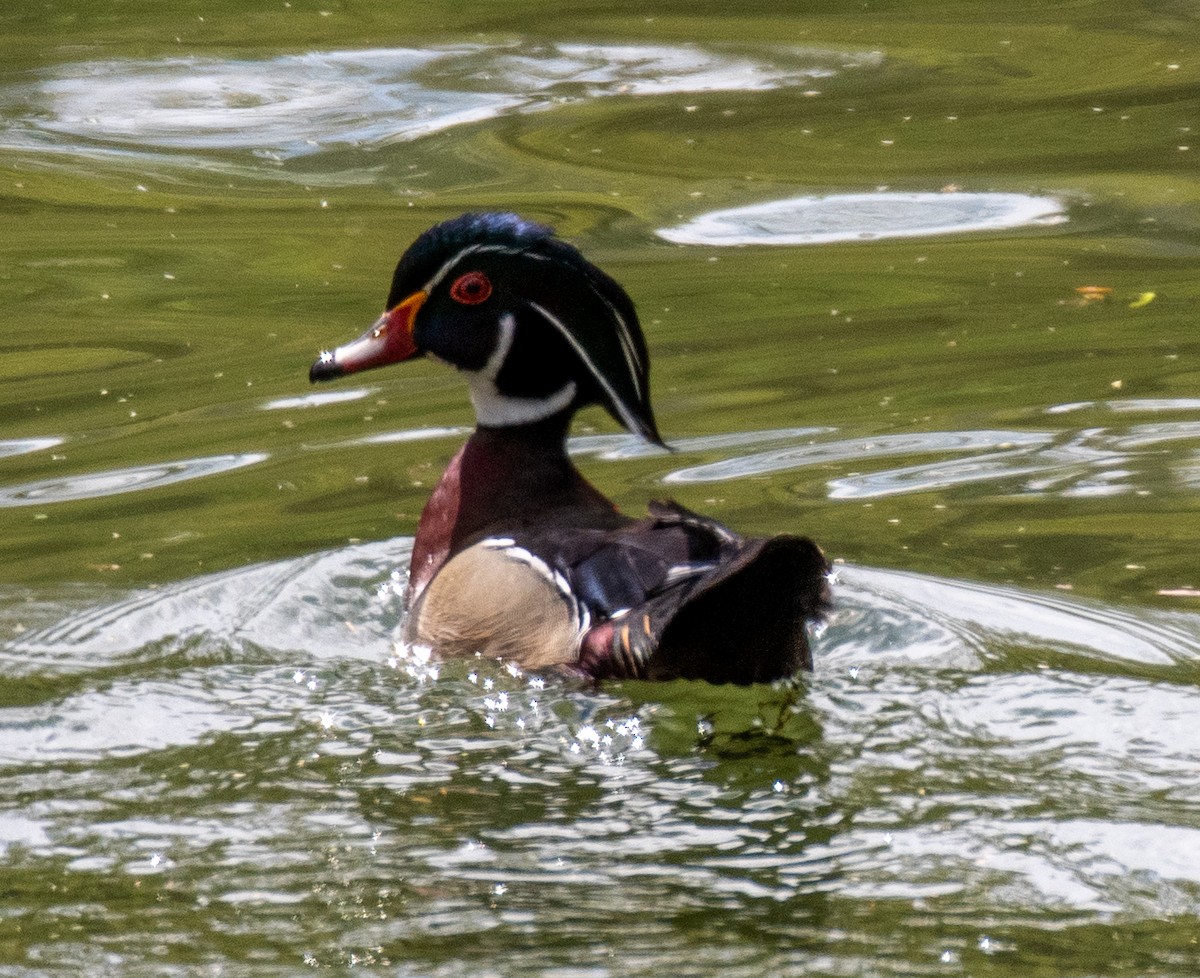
[310, 213, 830, 683]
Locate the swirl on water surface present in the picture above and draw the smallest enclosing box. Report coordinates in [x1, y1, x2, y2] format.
[0, 452, 268, 507]
[2, 43, 875, 161]
[658, 192, 1068, 246]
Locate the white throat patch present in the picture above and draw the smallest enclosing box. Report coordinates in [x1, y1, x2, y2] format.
[465, 312, 577, 427]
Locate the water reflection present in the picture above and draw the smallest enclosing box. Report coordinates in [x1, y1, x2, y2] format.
[569, 426, 833, 460]
[2, 538, 409, 673]
[830, 565, 1200, 667]
[1048, 398, 1200, 415]
[306, 426, 471, 451]
[658, 192, 1068, 246]
[0, 452, 268, 507]
[261, 388, 376, 410]
[4, 43, 878, 161]
[658, 415, 1200, 500]
[7, 404, 1199, 511]
[356, 427, 471, 445]
[664, 429, 1055, 484]
[4, 537, 1200, 966]
[0, 436, 63, 459]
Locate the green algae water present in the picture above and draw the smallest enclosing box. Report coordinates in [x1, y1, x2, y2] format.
[3, 1, 1200, 974]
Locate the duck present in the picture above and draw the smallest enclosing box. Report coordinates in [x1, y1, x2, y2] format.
[310, 212, 830, 684]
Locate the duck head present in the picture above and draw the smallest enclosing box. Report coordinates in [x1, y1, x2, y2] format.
[310, 212, 664, 446]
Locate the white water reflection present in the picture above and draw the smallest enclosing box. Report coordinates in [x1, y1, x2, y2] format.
[829, 565, 1200, 667]
[7, 539, 1200, 684]
[2, 538, 407, 675]
[0, 437, 63, 459]
[4, 43, 875, 160]
[664, 430, 1055, 484]
[261, 388, 376, 410]
[357, 426, 469, 444]
[1048, 398, 1200, 415]
[828, 447, 1068, 499]
[7, 410, 1194, 512]
[655, 417, 1200, 500]
[0, 452, 268, 507]
[1103, 422, 1200, 449]
[350, 426, 470, 446]
[658, 192, 1067, 246]
[570, 426, 833, 460]
[830, 437, 1133, 500]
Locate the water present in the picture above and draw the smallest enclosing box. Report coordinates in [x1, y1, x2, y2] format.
[3, 1, 1200, 973]
[3, 549, 1200, 973]
[657, 191, 1068, 245]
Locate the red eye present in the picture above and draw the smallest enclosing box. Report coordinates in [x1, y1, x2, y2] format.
[449, 271, 492, 305]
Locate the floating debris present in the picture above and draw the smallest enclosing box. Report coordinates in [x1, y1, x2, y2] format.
[1075, 285, 1114, 303]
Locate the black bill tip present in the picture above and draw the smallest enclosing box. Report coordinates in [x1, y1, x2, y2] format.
[309, 353, 344, 383]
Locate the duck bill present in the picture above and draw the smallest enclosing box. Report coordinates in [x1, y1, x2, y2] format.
[310, 291, 427, 382]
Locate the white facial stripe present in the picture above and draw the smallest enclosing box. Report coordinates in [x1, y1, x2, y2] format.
[421, 242, 547, 294]
[422, 240, 645, 392]
[418, 239, 647, 433]
[466, 312, 578, 426]
[592, 288, 645, 400]
[526, 300, 649, 438]
[481, 310, 517, 381]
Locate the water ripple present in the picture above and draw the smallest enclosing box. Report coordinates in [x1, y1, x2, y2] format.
[656, 419, 1200, 500]
[0, 452, 268, 507]
[664, 430, 1054, 484]
[260, 388, 376, 410]
[658, 192, 1067, 246]
[570, 426, 833, 460]
[5, 541, 1200, 954]
[1048, 398, 1200, 415]
[1, 538, 410, 673]
[826, 565, 1200, 668]
[4, 43, 877, 161]
[0, 436, 63, 459]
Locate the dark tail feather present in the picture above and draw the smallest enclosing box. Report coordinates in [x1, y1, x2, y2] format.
[647, 536, 830, 684]
[583, 535, 831, 685]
